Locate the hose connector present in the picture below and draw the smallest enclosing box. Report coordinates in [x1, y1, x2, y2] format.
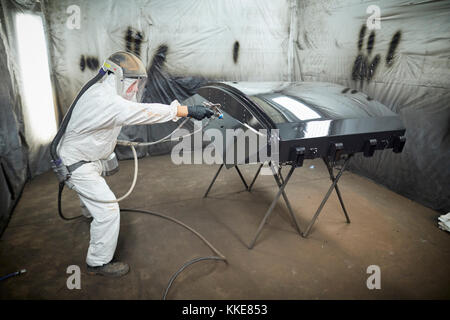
[51, 158, 71, 183]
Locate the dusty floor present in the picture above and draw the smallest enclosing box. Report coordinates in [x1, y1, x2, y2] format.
[0, 155, 449, 299]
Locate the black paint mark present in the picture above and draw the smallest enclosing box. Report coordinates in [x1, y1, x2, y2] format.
[125, 27, 144, 57]
[367, 54, 380, 80]
[79, 55, 99, 71]
[367, 31, 375, 55]
[352, 26, 402, 86]
[367, 96, 373, 101]
[125, 28, 133, 52]
[140, 42, 207, 107]
[352, 54, 367, 83]
[386, 31, 401, 67]
[341, 88, 350, 94]
[86, 57, 99, 70]
[80, 55, 85, 71]
[358, 25, 367, 50]
[150, 44, 168, 71]
[134, 32, 143, 57]
[233, 41, 240, 64]
[350, 89, 357, 94]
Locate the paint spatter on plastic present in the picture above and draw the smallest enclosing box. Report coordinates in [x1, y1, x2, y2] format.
[352, 25, 381, 85]
[367, 54, 380, 80]
[134, 32, 143, 57]
[352, 54, 367, 82]
[79, 55, 99, 71]
[233, 41, 240, 64]
[140, 43, 207, 107]
[351, 89, 358, 94]
[352, 26, 402, 86]
[86, 57, 99, 70]
[150, 44, 169, 70]
[79, 55, 85, 71]
[125, 28, 133, 53]
[341, 88, 350, 94]
[125, 27, 144, 57]
[367, 31, 375, 55]
[358, 25, 367, 50]
[386, 31, 401, 67]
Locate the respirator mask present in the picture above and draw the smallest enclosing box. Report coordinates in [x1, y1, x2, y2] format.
[122, 77, 146, 102]
[103, 51, 148, 102]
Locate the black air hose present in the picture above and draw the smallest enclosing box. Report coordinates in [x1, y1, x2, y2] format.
[50, 69, 106, 161]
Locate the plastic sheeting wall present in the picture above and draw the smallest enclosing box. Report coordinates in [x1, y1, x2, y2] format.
[0, 0, 448, 234]
[294, 0, 450, 212]
[0, 0, 28, 236]
[42, 0, 291, 160]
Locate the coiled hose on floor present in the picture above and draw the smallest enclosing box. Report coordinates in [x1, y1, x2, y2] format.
[57, 123, 226, 299]
[58, 186, 227, 299]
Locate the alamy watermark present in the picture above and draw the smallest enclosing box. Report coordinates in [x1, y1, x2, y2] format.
[66, 265, 81, 290]
[170, 121, 280, 175]
[366, 5, 381, 30]
[366, 265, 381, 290]
[66, 5, 81, 30]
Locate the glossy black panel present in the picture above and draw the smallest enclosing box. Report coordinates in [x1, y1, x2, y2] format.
[193, 81, 406, 165]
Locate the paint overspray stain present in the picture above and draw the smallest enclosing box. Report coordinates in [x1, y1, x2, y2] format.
[386, 31, 401, 67]
[366, 57, 380, 80]
[150, 44, 169, 71]
[79, 55, 85, 71]
[358, 25, 366, 50]
[233, 41, 240, 64]
[79, 55, 99, 71]
[141, 43, 207, 105]
[125, 27, 144, 57]
[367, 31, 375, 55]
[352, 25, 400, 87]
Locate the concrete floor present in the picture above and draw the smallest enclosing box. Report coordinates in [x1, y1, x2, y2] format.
[0, 155, 449, 299]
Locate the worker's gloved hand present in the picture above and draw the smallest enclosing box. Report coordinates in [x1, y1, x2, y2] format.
[187, 105, 214, 120]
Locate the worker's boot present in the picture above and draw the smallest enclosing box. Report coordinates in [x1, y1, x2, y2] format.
[87, 261, 130, 277]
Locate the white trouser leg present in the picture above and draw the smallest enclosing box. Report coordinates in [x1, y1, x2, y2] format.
[79, 198, 92, 218]
[70, 161, 120, 267]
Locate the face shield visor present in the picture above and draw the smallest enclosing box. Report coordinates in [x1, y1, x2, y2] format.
[103, 51, 148, 102]
[122, 77, 147, 102]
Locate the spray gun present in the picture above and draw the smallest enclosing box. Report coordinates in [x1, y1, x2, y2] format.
[202, 101, 223, 119]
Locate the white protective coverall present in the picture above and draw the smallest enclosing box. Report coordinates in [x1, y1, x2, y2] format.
[57, 74, 180, 266]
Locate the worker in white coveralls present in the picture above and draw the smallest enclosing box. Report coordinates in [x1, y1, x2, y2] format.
[57, 51, 213, 277]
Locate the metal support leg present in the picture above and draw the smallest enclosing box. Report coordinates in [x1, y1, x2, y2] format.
[270, 164, 302, 236]
[302, 157, 351, 238]
[203, 164, 224, 198]
[234, 166, 249, 190]
[249, 165, 296, 249]
[248, 163, 264, 192]
[204, 164, 249, 197]
[323, 158, 350, 223]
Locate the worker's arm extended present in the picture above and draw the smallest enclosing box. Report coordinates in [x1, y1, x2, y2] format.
[113, 96, 212, 126]
[113, 97, 184, 126]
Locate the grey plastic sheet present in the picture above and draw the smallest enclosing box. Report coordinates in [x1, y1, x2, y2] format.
[0, 4, 28, 236]
[294, 0, 450, 212]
